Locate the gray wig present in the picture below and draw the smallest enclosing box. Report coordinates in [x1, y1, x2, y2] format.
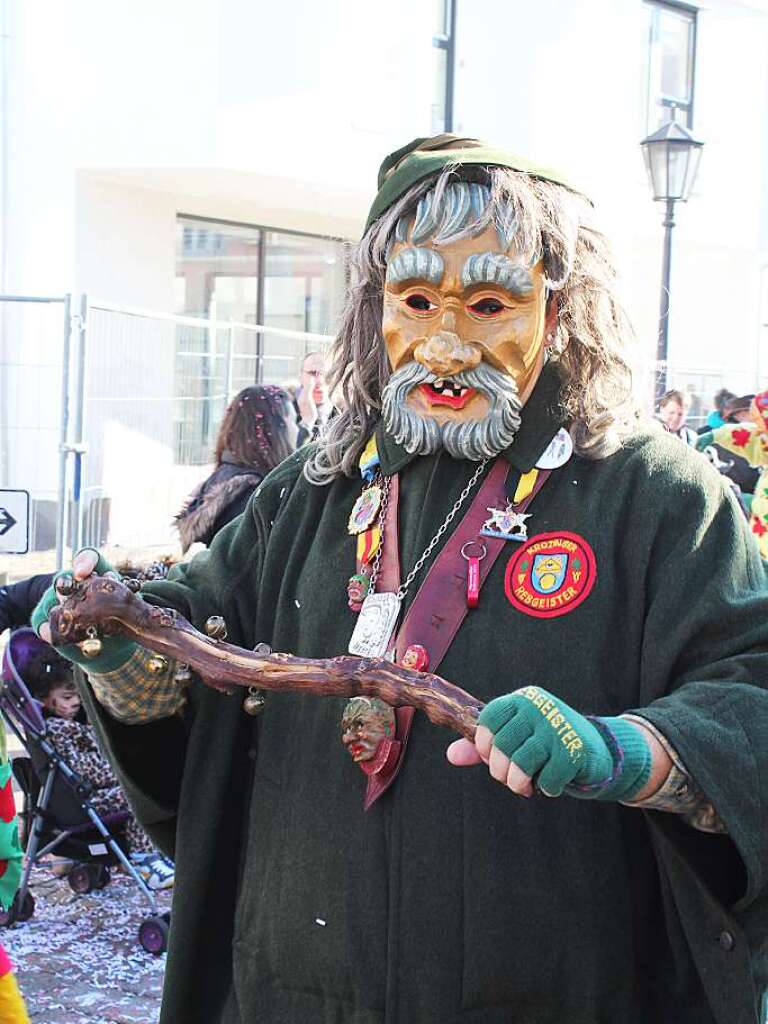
[304, 166, 637, 485]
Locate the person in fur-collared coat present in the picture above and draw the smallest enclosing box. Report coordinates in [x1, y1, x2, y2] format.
[175, 385, 298, 552]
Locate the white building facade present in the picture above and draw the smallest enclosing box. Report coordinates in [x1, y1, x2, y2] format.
[1, 0, 767, 566]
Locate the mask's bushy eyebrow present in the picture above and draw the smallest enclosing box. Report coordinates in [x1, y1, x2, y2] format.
[461, 253, 533, 296]
[386, 247, 445, 285]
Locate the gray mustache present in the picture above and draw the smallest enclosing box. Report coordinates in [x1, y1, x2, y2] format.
[381, 360, 523, 461]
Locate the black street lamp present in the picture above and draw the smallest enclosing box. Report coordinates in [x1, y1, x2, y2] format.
[640, 107, 704, 404]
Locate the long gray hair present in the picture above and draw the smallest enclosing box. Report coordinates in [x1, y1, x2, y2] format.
[305, 165, 637, 485]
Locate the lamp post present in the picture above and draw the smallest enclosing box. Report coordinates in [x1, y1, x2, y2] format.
[640, 107, 704, 404]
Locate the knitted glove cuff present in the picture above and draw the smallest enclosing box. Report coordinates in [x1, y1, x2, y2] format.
[566, 717, 652, 803]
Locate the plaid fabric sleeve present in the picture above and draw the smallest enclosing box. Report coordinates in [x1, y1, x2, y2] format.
[619, 714, 727, 834]
[86, 647, 187, 725]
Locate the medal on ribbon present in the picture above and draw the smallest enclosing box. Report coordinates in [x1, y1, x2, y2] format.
[348, 485, 383, 535]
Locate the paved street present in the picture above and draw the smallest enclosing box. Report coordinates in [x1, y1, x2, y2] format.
[3, 864, 170, 1023]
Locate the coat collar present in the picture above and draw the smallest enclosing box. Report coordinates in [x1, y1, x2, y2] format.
[374, 362, 567, 476]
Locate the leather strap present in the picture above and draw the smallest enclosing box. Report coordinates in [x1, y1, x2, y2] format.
[363, 459, 551, 808]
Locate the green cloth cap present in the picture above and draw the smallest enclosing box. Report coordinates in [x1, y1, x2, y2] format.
[365, 133, 588, 233]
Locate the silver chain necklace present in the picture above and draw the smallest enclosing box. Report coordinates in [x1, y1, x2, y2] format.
[348, 459, 489, 659]
[369, 459, 489, 600]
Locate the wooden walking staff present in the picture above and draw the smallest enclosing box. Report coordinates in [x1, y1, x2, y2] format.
[48, 575, 485, 740]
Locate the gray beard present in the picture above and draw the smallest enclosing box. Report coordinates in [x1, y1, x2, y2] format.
[381, 361, 523, 461]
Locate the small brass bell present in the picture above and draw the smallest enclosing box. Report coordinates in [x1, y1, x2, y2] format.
[243, 688, 266, 716]
[147, 654, 169, 675]
[244, 642, 270, 715]
[173, 663, 192, 685]
[79, 626, 103, 659]
[205, 616, 227, 641]
[55, 574, 76, 597]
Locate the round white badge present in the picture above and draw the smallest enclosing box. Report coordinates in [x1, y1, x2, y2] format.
[535, 428, 573, 470]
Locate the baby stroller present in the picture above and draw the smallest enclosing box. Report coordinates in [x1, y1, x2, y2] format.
[0, 628, 171, 954]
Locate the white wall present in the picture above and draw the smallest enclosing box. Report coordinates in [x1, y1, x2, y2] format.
[3, 0, 768, 554]
[2, 0, 439, 299]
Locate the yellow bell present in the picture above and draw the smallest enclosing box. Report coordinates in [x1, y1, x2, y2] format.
[79, 636, 103, 659]
[147, 654, 169, 675]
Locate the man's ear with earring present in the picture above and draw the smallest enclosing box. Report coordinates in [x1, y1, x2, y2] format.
[543, 292, 561, 358]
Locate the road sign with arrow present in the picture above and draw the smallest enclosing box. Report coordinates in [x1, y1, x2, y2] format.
[0, 489, 30, 555]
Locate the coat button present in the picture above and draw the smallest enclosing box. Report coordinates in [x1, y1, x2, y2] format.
[718, 930, 735, 951]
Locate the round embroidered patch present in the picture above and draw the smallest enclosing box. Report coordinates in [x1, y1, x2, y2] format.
[504, 531, 596, 619]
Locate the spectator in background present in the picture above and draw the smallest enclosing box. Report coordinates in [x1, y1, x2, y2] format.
[706, 393, 760, 498]
[175, 385, 298, 553]
[723, 393, 755, 424]
[698, 391, 768, 554]
[657, 389, 697, 445]
[294, 351, 331, 445]
[700, 387, 736, 431]
[0, 575, 53, 636]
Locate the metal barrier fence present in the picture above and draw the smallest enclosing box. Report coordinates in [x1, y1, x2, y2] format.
[0, 294, 332, 581]
[76, 299, 333, 560]
[0, 294, 72, 579]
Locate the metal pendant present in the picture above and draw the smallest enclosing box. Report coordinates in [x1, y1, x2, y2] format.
[348, 485, 383, 536]
[348, 592, 401, 658]
[480, 507, 532, 542]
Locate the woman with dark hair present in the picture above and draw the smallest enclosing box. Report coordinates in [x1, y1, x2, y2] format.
[175, 385, 298, 552]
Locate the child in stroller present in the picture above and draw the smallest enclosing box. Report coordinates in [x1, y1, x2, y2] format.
[1, 628, 174, 954]
[23, 644, 174, 891]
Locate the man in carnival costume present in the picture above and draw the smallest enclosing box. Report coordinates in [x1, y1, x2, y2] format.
[35, 136, 768, 1023]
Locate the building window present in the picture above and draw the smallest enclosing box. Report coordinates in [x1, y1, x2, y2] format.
[431, 0, 456, 133]
[644, 1, 697, 131]
[174, 216, 347, 464]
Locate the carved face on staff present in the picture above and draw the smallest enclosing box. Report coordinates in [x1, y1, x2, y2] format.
[380, 183, 556, 462]
[341, 697, 396, 763]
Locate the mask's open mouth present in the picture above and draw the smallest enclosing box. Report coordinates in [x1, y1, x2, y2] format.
[418, 378, 477, 410]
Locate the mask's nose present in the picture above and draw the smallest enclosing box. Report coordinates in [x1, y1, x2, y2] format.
[413, 329, 481, 378]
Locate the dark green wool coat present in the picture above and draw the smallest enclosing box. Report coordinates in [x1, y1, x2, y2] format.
[82, 368, 768, 1024]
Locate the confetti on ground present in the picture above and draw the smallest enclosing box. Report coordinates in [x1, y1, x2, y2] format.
[2, 865, 170, 1023]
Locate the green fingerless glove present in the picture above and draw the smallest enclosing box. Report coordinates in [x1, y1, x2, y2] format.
[30, 549, 138, 674]
[477, 685, 651, 801]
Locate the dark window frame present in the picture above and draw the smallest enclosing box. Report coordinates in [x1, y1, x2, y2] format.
[644, 0, 698, 130]
[174, 214, 348, 463]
